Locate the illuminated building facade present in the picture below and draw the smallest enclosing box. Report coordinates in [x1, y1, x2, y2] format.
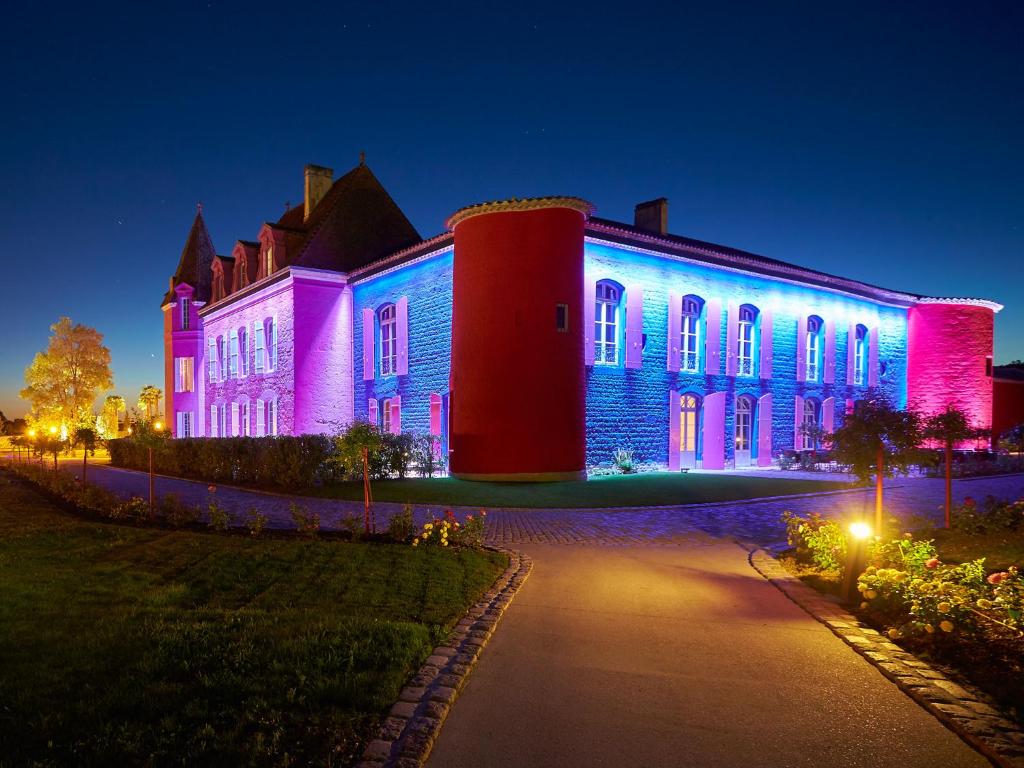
[162, 161, 1001, 480]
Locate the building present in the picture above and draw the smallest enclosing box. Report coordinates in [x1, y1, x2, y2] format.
[993, 364, 1024, 448]
[162, 160, 1003, 480]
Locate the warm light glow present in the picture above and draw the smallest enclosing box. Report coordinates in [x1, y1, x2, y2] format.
[849, 521, 872, 540]
[154, 421, 163, 432]
[48, 426, 58, 435]
[127, 427, 133, 435]
[28, 429, 37, 438]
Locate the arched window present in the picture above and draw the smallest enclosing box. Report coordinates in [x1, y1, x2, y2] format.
[680, 295, 703, 372]
[382, 397, 392, 433]
[379, 304, 397, 376]
[238, 326, 249, 376]
[854, 324, 868, 386]
[264, 317, 278, 372]
[680, 393, 701, 455]
[737, 304, 758, 376]
[265, 245, 275, 277]
[806, 315, 823, 382]
[595, 281, 621, 365]
[802, 398, 820, 451]
[735, 395, 754, 455]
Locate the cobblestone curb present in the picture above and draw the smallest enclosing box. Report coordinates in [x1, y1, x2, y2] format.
[749, 548, 1024, 767]
[355, 547, 532, 768]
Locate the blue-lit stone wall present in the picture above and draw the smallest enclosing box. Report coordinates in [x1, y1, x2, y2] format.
[583, 241, 908, 468]
[352, 249, 453, 439]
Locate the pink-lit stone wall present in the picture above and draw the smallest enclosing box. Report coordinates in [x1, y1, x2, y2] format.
[908, 302, 995, 438]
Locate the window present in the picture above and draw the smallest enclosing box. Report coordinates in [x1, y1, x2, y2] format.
[254, 320, 266, 373]
[207, 338, 218, 382]
[218, 336, 227, 382]
[680, 394, 700, 453]
[176, 411, 192, 438]
[241, 401, 250, 436]
[382, 397, 392, 433]
[738, 305, 757, 376]
[210, 404, 218, 437]
[379, 304, 397, 376]
[736, 396, 753, 452]
[681, 295, 703, 372]
[181, 298, 190, 331]
[555, 303, 569, 332]
[854, 324, 868, 385]
[802, 399, 819, 451]
[175, 357, 194, 393]
[239, 327, 249, 376]
[595, 281, 621, 365]
[266, 318, 278, 372]
[806, 316, 823, 382]
[265, 245, 274, 277]
[229, 330, 239, 379]
[219, 404, 227, 438]
[267, 398, 278, 436]
[255, 398, 265, 436]
[986, 356, 993, 377]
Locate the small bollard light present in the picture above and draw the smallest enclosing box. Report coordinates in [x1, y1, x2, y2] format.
[841, 521, 873, 604]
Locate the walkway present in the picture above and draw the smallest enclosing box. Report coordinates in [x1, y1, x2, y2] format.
[428, 542, 988, 767]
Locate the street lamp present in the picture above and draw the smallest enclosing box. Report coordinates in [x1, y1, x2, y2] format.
[841, 521, 873, 603]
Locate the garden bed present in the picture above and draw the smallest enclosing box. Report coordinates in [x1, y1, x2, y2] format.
[0, 471, 506, 766]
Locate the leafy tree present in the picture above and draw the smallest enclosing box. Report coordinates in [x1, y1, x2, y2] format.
[75, 427, 99, 482]
[922, 405, 987, 528]
[828, 396, 921, 530]
[137, 385, 162, 420]
[20, 318, 113, 430]
[99, 395, 126, 438]
[1000, 422, 1024, 456]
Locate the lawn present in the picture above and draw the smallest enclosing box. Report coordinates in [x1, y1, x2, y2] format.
[313, 472, 851, 508]
[0, 473, 506, 766]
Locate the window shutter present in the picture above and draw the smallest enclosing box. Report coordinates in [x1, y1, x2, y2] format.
[624, 284, 643, 369]
[846, 398, 855, 415]
[391, 396, 402, 434]
[210, 405, 218, 437]
[757, 393, 773, 467]
[174, 359, 181, 393]
[429, 393, 442, 436]
[270, 319, 278, 371]
[725, 301, 738, 377]
[824, 320, 836, 384]
[847, 323, 857, 384]
[368, 398, 378, 427]
[702, 392, 726, 470]
[759, 308, 773, 380]
[868, 326, 880, 386]
[667, 291, 681, 372]
[796, 315, 807, 381]
[822, 397, 835, 435]
[362, 308, 375, 380]
[176, 412, 183, 437]
[704, 298, 722, 374]
[583, 276, 597, 367]
[668, 389, 681, 471]
[793, 395, 804, 450]
[396, 296, 409, 375]
[231, 403, 240, 437]
[256, 399, 265, 436]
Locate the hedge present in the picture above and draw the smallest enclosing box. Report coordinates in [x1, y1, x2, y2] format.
[108, 436, 336, 491]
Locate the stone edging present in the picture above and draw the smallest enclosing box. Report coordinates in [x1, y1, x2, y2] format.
[749, 548, 1024, 767]
[355, 547, 533, 768]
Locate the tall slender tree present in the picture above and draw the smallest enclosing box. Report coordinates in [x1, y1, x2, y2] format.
[21, 318, 112, 430]
[922, 406, 987, 528]
[137, 385, 162, 421]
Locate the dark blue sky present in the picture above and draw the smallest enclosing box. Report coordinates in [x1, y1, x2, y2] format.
[2, 1, 1021, 417]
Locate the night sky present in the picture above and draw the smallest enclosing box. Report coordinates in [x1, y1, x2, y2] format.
[2, 1, 1021, 418]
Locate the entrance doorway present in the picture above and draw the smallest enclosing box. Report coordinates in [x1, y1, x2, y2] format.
[680, 394, 701, 469]
[735, 395, 754, 466]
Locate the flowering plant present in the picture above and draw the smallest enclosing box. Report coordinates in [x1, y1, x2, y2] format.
[412, 509, 486, 549]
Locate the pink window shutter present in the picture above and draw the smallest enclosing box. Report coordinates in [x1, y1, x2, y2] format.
[583, 276, 597, 367]
[668, 389, 681, 471]
[796, 315, 807, 381]
[847, 323, 857, 384]
[793, 395, 804, 450]
[625, 284, 643, 369]
[396, 296, 409, 376]
[824, 320, 836, 384]
[368, 398, 378, 427]
[704, 299, 722, 374]
[429, 393, 442, 435]
[666, 291, 680, 372]
[725, 301, 738, 377]
[822, 397, 835, 435]
[391, 395, 401, 434]
[362, 308, 375, 380]
[174, 360, 181, 393]
[757, 393, 773, 467]
[846, 398, 855, 415]
[702, 392, 726, 470]
[868, 326, 880, 386]
[759, 308, 773, 380]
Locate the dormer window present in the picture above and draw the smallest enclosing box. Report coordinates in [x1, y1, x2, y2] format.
[181, 298, 190, 331]
[265, 246, 274, 277]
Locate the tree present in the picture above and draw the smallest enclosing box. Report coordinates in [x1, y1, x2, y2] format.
[21, 318, 113, 430]
[99, 395, 126, 438]
[137, 385, 162, 421]
[828, 397, 921, 531]
[1000, 423, 1024, 456]
[922, 406, 987, 529]
[75, 426, 99, 482]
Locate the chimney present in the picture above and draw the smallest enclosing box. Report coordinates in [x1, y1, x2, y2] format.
[634, 198, 668, 235]
[304, 164, 334, 220]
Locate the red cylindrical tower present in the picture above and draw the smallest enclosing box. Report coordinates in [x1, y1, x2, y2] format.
[907, 299, 1000, 442]
[447, 197, 593, 481]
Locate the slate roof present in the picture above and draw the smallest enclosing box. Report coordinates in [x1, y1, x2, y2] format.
[163, 209, 216, 305]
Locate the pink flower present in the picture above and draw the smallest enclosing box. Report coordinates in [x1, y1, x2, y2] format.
[964, 496, 976, 508]
[208, 485, 217, 493]
[987, 571, 1009, 585]
[925, 558, 940, 569]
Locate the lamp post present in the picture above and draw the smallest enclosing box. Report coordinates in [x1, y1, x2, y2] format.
[841, 521, 873, 603]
